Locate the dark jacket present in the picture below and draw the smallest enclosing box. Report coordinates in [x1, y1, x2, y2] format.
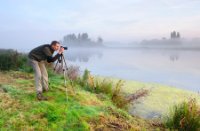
[28, 44, 61, 62]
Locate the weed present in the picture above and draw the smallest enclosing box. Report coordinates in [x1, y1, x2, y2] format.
[164, 98, 200, 131]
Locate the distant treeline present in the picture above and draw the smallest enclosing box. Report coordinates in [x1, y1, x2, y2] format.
[0, 49, 31, 72]
[61, 33, 104, 47]
[170, 31, 181, 39]
[141, 30, 182, 45]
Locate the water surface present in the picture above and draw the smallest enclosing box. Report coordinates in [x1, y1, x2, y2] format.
[65, 47, 200, 92]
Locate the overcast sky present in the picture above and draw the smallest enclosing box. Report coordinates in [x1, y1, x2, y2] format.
[0, 0, 200, 50]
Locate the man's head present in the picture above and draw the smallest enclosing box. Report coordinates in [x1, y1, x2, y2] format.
[51, 41, 60, 51]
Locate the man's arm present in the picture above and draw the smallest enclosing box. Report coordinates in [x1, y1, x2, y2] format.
[47, 54, 61, 63]
[43, 47, 61, 63]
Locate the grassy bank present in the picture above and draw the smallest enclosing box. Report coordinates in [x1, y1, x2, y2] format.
[1, 71, 199, 130]
[0, 71, 160, 130]
[98, 76, 200, 119]
[125, 80, 200, 119]
[0, 69, 200, 131]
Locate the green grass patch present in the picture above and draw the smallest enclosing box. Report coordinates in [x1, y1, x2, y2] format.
[0, 70, 165, 130]
[164, 98, 200, 131]
[64, 104, 100, 131]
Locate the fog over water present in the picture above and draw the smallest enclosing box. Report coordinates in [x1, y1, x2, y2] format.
[13, 38, 200, 93]
[63, 42, 200, 92]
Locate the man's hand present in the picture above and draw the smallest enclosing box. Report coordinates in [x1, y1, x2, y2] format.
[58, 47, 64, 54]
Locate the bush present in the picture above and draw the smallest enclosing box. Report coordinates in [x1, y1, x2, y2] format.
[0, 49, 31, 72]
[77, 69, 113, 95]
[0, 53, 13, 70]
[66, 65, 80, 81]
[164, 98, 200, 131]
[77, 70, 149, 110]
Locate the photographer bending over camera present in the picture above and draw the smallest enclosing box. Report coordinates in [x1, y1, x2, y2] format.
[28, 41, 64, 100]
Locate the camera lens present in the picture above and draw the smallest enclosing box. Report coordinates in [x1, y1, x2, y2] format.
[61, 46, 68, 50]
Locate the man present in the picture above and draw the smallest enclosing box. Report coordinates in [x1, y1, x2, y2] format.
[28, 41, 64, 100]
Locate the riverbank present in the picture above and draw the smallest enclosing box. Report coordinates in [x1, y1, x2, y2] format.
[95, 76, 200, 119]
[0, 71, 199, 130]
[123, 79, 200, 119]
[0, 71, 160, 130]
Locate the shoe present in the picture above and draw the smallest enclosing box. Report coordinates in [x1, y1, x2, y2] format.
[37, 93, 48, 101]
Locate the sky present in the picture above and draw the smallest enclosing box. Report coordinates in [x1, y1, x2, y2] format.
[0, 0, 200, 50]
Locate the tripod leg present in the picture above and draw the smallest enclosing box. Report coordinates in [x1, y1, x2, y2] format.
[60, 56, 68, 103]
[54, 60, 59, 71]
[63, 69, 67, 87]
[62, 55, 75, 93]
[62, 55, 68, 71]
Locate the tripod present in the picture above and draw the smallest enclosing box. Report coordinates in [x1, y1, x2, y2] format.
[54, 54, 69, 103]
[54, 54, 68, 87]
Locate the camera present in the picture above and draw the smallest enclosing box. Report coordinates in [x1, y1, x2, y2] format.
[61, 46, 68, 50]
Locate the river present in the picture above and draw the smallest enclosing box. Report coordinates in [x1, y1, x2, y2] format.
[64, 47, 200, 92]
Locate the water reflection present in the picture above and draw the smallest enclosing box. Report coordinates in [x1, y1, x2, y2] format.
[170, 54, 179, 62]
[64, 47, 200, 92]
[65, 48, 103, 62]
[66, 48, 181, 63]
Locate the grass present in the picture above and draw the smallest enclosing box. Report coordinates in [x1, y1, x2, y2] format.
[77, 70, 150, 110]
[0, 69, 199, 130]
[164, 98, 200, 131]
[0, 71, 155, 130]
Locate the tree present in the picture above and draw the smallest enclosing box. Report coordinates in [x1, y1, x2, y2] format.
[81, 33, 89, 41]
[171, 31, 176, 39]
[97, 37, 103, 43]
[78, 33, 81, 40]
[177, 32, 180, 38]
[62, 33, 104, 47]
[170, 31, 180, 39]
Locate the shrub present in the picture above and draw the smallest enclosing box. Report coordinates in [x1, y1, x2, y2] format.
[77, 69, 90, 88]
[78, 70, 150, 109]
[164, 98, 200, 131]
[77, 69, 113, 95]
[66, 65, 80, 81]
[0, 53, 13, 70]
[0, 49, 31, 72]
[112, 85, 149, 110]
[95, 79, 113, 95]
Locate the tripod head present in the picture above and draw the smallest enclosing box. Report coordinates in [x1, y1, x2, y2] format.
[54, 53, 68, 72]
